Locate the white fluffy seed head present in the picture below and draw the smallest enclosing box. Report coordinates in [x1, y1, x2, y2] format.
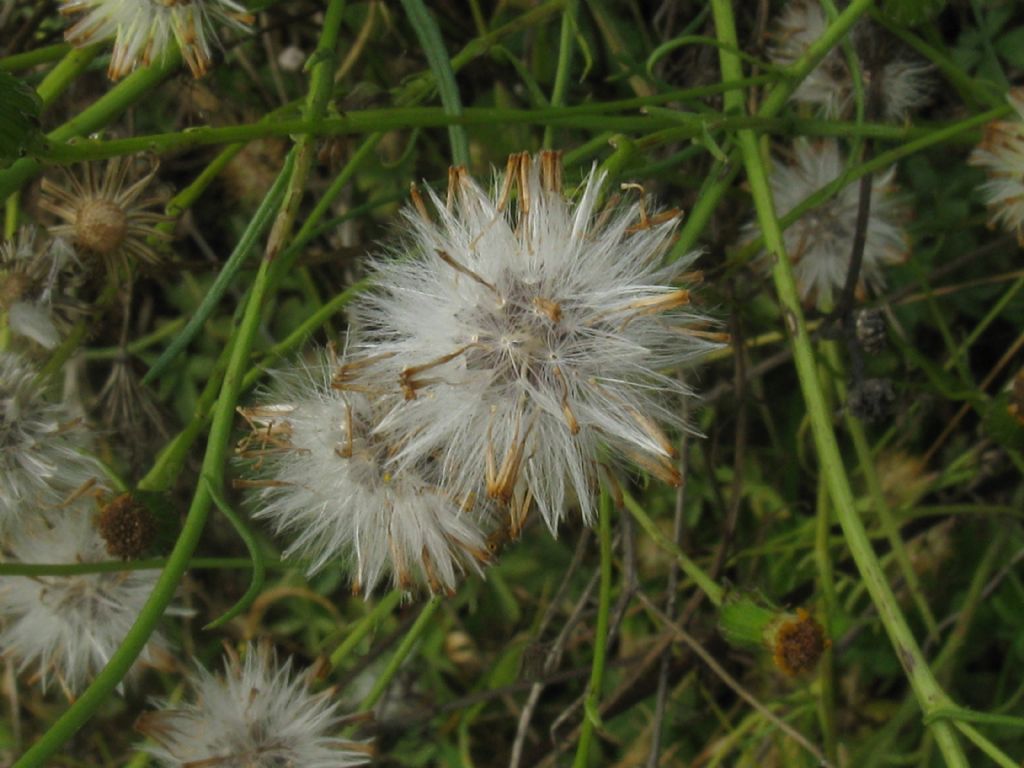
[768, 0, 931, 121]
[749, 139, 909, 308]
[969, 89, 1024, 245]
[0, 229, 84, 349]
[0, 509, 171, 694]
[60, 0, 253, 80]
[238, 349, 491, 595]
[139, 642, 370, 768]
[351, 152, 717, 531]
[0, 351, 102, 528]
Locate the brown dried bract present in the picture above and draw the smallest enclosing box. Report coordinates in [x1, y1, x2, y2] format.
[772, 608, 830, 676]
[96, 493, 156, 560]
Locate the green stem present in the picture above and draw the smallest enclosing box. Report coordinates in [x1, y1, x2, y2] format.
[815, 473, 839, 765]
[622, 488, 724, 606]
[358, 596, 442, 710]
[328, 590, 404, 668]
[0, 44, 72, 72]
[36, 44, 103, 108]
[573, 488, 613, 768]
[953, 723, 1018, 768]
[32, 108, 926, 165]
[708, 2, 966, 766]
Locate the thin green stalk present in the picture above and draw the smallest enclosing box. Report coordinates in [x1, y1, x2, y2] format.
[36, 44, 103, 108]
[83, 317, 185, 360]
[400, 0, 469, 167]
[622, 488, 724, 606]
[708, 2, 967, 766]
[358, 597, 442, 710]
[820, 338, 940, 639]
[33, 107, 928, 165]
[543, 0, 578, 149]
[329, 589, 404, 668]
[265, 0, 346, 259]
[845, 409, 939, 638]
[953, 723, 1018, 768]
[141, 153, 294, 384]
[573, 488, 613, 768]
[202, 477, 267, 630]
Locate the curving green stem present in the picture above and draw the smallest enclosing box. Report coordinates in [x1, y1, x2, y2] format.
[708, 1, 967, 765]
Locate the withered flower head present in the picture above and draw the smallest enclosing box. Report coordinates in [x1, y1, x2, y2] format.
[39, 156, 171, 276]
[60, 0, 254, 80]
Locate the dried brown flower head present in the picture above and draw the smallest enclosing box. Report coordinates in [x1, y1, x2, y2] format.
[39, 157, 171, 275]
[96, 492, 156, 560]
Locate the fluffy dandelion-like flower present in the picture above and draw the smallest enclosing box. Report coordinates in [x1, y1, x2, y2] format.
[39, 156, 170, 275]
[751, 139, 908, 307]
[0, 227, 84, 349]
[969, 90, 1024, 244]
[61, 0, 253, 80]
[0, 351, 101, 527]
[238, 350, 490, 595]
[768, 0, 931, 121]
[138, 642, 370, 768]
[0, 509, 172, 694]
[350, 152, 717, 531]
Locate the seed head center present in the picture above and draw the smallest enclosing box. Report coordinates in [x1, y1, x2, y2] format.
[76, 199, 128, 256]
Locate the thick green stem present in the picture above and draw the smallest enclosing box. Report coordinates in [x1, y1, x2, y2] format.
[36, 44, 103, 108]
[708, 1, 966, 765]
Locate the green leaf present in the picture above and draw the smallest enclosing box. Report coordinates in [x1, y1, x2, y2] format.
[881, 0, 948, 26]
[995, 27, 1024, 69]
[0, 70, 41, 169]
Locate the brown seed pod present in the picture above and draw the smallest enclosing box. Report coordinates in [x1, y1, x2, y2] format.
[96, 493, 157, 560]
